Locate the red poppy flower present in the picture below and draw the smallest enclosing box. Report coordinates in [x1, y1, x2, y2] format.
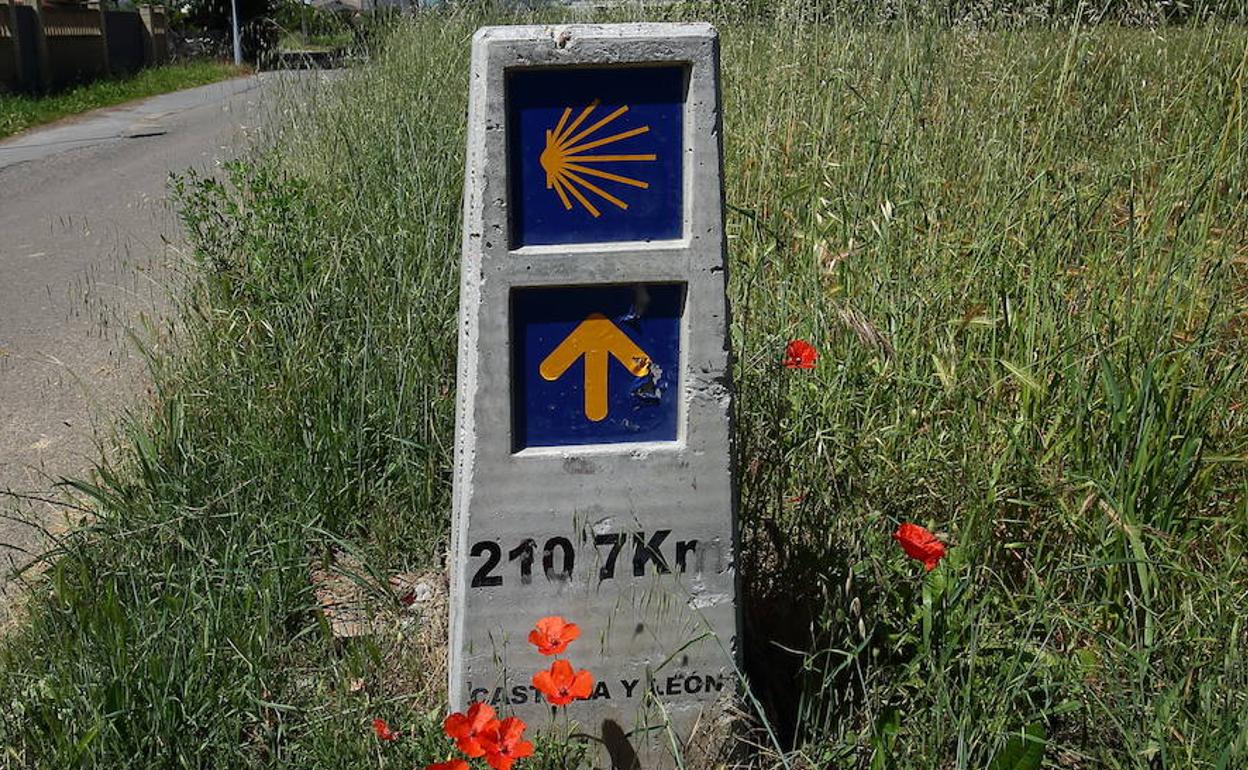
[528, 615, 581, 656]
[893, 522, 947, 571]
[443, 702, 498, 758]
[425, 762, 469, 770]
[532, 658, 594, 706]
[784, 339, 817, 369]
[371, 718, 399, 742]
[481, 716, 535, 770]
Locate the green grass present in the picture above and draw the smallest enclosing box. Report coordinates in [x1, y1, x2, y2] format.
[1, 4, 1247, 769]
[0, 61, 250, 140]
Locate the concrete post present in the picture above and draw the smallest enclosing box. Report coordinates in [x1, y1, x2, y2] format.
[138, 4, 153, 67]
[450, 23, 739, 769]
[2, 2, 18, 93]
[85, 0, 108, 77]
[26, 0, 50, 93]
[143, 6, 168, 65]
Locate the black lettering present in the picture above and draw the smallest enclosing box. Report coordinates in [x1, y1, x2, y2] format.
[470, 541, 503, 587]
[621, 679, 640, 698]
[508, 538, 536, 584]
[685, 675, 702, 694]
[490, 687, 506, 706]
[594, 532, 625, 580]
[703, 674, 724, 693]
[510, 685, 529, 705]
[543, 536, 574, 581]
[666, 675, 680, 695]
[633, 530, 672, 576]
[675, 539, 698, 572]
[591, 680, 611, 700]
[529, 686, 545, 705]
[470, 687, 489, 702]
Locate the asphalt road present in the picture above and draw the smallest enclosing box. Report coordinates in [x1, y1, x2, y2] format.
[0, 72, 323, 603]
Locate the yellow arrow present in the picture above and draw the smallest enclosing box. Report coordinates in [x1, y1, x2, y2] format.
[539, 313, 651, 422]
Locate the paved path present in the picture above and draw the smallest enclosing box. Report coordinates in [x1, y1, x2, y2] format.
[0, 72, 324, 604]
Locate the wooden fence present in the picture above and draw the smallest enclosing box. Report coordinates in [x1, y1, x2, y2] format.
[0, 2, 168, 94]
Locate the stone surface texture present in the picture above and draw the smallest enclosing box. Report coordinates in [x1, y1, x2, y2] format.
[450, 23, 738, 768]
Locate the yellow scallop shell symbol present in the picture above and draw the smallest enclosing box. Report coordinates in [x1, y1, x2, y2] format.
[539, 99, 657, 218]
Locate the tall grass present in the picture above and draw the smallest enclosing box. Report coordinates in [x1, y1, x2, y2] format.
[725, 21, 1248, 767]
[1, 5, 1246, 769]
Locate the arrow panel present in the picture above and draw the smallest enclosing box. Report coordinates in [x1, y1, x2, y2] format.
[511, 284, 683, 449]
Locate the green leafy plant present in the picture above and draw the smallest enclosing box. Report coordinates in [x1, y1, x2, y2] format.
[986, 723, 1045, 770]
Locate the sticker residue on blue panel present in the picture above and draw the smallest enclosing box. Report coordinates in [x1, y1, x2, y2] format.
[512, 283, 684, 449]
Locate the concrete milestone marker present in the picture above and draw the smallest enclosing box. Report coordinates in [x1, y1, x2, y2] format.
[450, 23, 737, 766]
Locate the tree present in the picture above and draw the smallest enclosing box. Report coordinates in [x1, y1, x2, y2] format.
[181, 0, 277, 61]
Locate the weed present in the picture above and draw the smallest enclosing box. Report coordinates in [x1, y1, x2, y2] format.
[1, 5, 1246, 770]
